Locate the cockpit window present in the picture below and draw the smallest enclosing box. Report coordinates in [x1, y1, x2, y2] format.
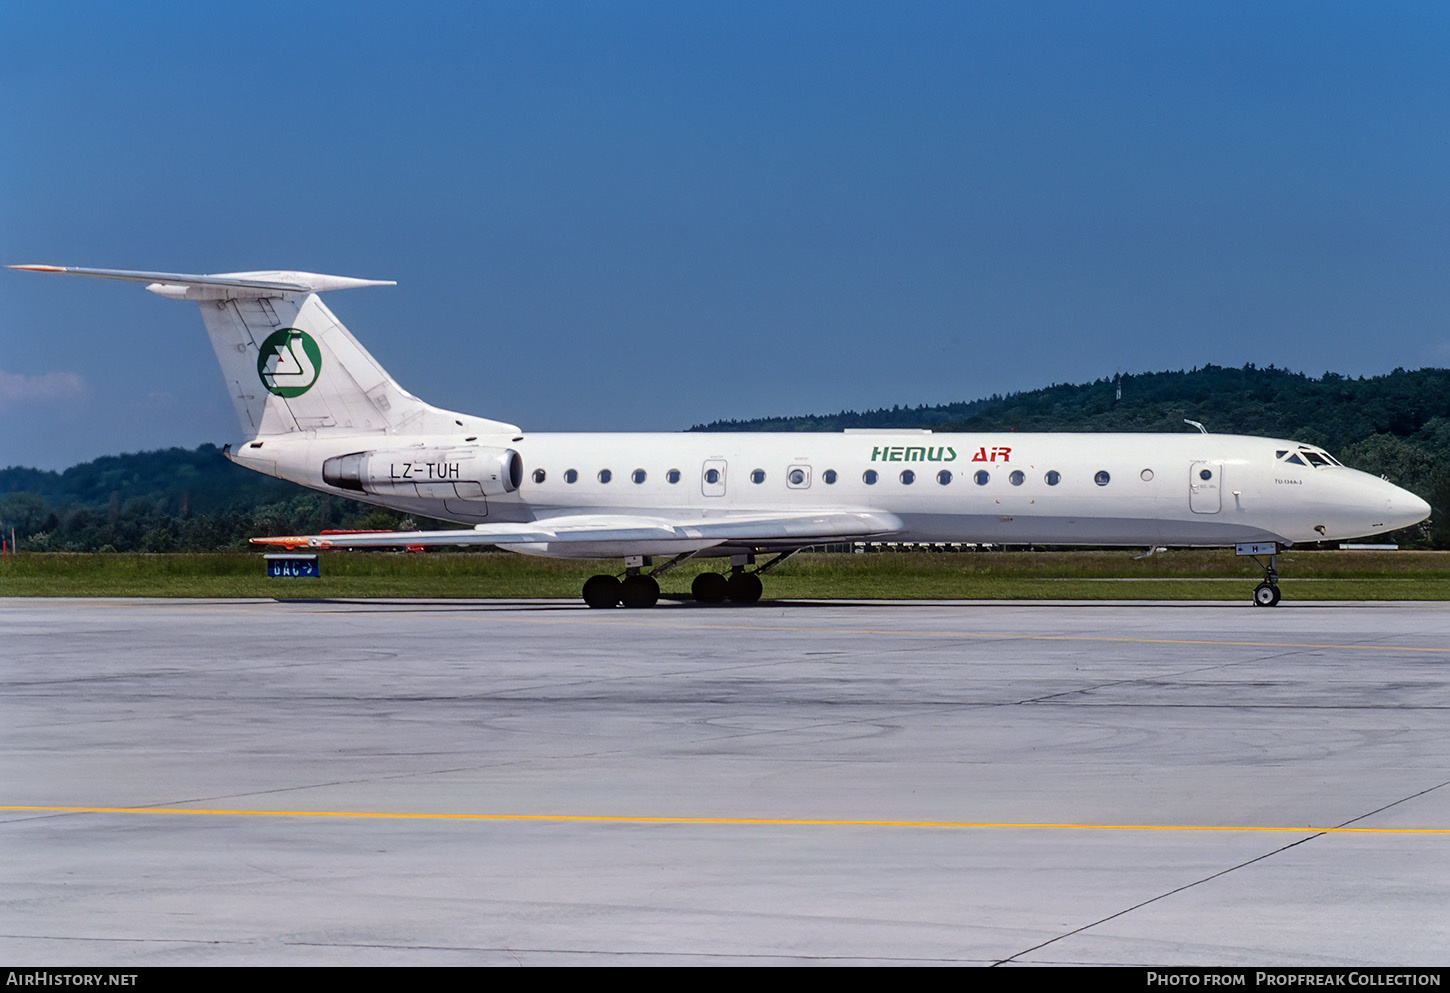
[1284, 445, 1340, 467]
[1277, 448, 1326, 467]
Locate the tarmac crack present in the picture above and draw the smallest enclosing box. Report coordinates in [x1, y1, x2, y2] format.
[1012, 644, 1365, 706]
[990, 777, 1450, 967]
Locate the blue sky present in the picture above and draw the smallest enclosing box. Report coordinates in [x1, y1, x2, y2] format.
[4, 2, 1449, 469]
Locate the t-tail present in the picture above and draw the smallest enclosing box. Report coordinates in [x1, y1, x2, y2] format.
[8, 265, 521, 453]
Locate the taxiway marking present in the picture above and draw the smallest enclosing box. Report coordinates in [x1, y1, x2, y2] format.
[3, 805, 1445, 834]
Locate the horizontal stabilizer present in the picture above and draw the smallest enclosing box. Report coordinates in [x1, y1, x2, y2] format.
[8, 264, 393, 300]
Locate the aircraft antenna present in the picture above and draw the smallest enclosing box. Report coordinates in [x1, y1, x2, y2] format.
[1184, 419, 1207, 434]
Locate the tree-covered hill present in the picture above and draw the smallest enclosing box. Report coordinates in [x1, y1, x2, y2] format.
[0, 444, 298, 515]
[694, 365, 1450, 454]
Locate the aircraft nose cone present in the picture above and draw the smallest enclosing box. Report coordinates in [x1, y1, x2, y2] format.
[1400, 491, 1432, 527]
[1384, 483, 1432, 530]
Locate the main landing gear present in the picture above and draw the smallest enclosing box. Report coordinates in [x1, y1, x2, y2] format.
[691, 568, 761, 604]
[581, 552, 794, 608]
[582, 573, 659, 609]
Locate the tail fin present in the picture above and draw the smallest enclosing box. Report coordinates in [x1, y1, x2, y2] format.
[8, 265, 519, 438]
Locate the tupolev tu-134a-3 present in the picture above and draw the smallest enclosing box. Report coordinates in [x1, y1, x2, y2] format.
[12, 264, 1431, 607]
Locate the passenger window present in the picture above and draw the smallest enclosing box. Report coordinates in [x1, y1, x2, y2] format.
[705, 468, 721, 484]
[750, 469, 766, 484]
[788, 468, 805, 485]
[1140, 469, 1154, 481]
[900, 470, 915, 484]
[1095, 471, 1111, 486]
[564, 469, 578, 484]
[937, 470, 952, 485]
[532, 468, 546, 484]
[666, 469, 681, 484]
[598, 469, 612, 483]
[863, 470, 878, 485]
[974, 470, 990, 485]
[632, 469, 647, 484]
[823, 469, 838, 484]
[1009, 470, 1024, 486]
[1045, 470, 1061, 486]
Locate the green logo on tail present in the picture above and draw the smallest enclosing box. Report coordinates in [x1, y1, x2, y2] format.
[257, 328, 322, 397]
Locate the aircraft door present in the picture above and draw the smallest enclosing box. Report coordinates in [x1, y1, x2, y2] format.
[701, 459, 727, 497]
[1190, 461, 1222, 513]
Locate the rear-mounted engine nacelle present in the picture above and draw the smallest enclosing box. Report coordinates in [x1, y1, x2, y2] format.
[322, 447, 522, 500]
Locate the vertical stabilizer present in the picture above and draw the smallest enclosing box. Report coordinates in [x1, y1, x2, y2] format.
[200, 290, 447, 435]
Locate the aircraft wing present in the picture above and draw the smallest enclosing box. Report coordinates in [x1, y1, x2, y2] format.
[251, 510, 904, 551]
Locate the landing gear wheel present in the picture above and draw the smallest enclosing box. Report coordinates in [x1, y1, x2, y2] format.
[620, 574, 660, 608]
[1253, 582, 1282, 607]
[726, 571, 763, 604]
[691, 572, 729, 603]
[582, 574, 621, 608]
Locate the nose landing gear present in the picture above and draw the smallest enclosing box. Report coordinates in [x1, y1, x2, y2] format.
[1253, 580, 1282, 607]
[1237, 543, 1283, 607]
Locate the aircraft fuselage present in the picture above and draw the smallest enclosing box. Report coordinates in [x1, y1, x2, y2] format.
[227, 429, 1428, 557]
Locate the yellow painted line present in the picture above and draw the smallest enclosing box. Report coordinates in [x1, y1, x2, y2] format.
[3, 805, 1446, 834]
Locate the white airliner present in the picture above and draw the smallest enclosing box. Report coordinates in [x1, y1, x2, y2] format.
[12, 264, 1432, 607]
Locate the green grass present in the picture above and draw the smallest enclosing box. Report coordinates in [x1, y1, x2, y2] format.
[3, 549, 1449, 600]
